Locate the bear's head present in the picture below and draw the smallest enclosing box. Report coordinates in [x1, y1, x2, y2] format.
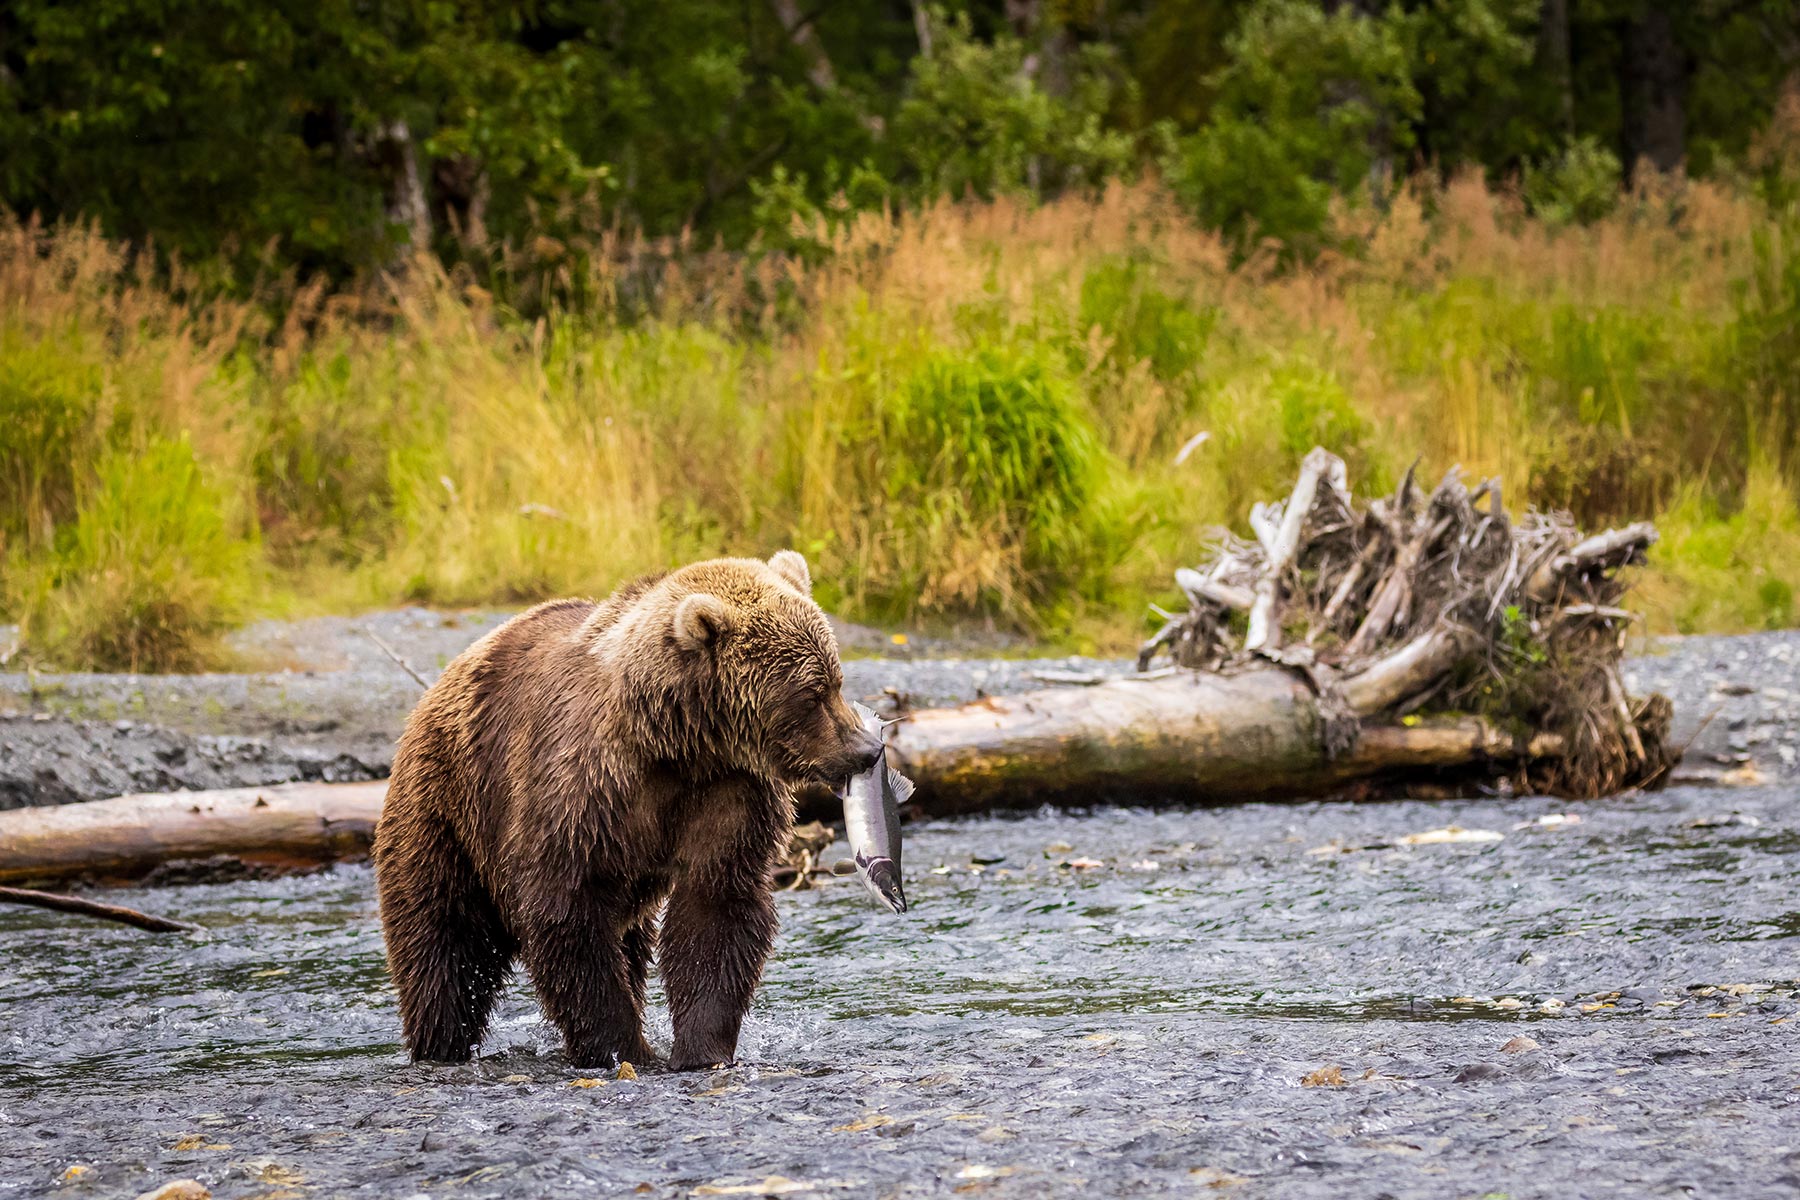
[624, 551, 884, 791]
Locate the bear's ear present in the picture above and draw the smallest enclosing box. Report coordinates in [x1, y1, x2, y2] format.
[673, 592, 734, 652]
[768, 549, 811, 596]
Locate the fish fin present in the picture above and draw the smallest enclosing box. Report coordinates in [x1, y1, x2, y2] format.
[886, 767, 915, 805]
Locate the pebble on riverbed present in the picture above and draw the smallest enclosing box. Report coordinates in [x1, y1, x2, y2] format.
[133, 1182, 210, 1200]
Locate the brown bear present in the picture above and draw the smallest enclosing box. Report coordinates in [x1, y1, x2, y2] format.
[372, 551, 883, 1071]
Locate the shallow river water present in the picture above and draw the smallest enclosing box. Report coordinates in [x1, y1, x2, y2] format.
[3, 785, 1797, 1199]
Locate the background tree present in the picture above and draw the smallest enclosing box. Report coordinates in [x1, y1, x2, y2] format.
[2, 0, 1796, 280]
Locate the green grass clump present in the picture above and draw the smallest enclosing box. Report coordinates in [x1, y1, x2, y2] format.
[255, 312, 735, 611]
[1730, 222, 1800, 438]
[0, 330, 103, 552]
[1638, 460, 1800, 633]
[10, 438, 254, 671]
[1078, 258, 1218, 383]
[252, 346, 421, 565]
[1189, 359, 1392, 520]
[812, 339, 1104, 620]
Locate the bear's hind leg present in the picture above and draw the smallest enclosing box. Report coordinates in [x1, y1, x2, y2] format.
[519, 892, 648, 1069]
[376, 813, 515, 1062]
[620, 917, 659, 1065]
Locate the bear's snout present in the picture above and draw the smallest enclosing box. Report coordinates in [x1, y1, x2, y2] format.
[815, 720, 885, 786]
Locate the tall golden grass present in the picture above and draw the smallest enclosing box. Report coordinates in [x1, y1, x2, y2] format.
[2, 170, 1797, 669]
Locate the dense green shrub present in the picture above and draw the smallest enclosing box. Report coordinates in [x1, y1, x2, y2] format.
[5, 0, 1798, 281]
[1163, 0, 1420, 253]
[1078, 258, 1217, 382]
[1523, 137, 1624, 226]
[891, 14, 1136, 203]
[11, 438, 254, 671]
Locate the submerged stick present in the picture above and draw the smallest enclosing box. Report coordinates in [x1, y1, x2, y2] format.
[0, 885, 197, 933]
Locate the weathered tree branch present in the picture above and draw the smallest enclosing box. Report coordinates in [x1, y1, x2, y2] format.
[0, 885, 197, 933]
[1339, 627, 1470, 714]
[1245, 447, 1345, 654]
[1525, 522, 1659, 603]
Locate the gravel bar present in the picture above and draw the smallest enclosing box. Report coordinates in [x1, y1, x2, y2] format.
[2, 610, 1796, 808]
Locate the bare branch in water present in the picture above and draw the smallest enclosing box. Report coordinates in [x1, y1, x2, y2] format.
[0, 885, 198, 933]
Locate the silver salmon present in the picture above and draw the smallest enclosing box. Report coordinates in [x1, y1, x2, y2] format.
[833, 701, 910, 913]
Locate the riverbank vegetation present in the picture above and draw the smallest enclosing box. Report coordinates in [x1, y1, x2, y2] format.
[6, 169, 1798, 669]
[3, 2, 1798, 669]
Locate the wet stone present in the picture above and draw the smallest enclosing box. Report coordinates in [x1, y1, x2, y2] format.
[1454, 1062, 1507, 1083]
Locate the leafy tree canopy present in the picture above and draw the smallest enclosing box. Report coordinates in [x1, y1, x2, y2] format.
[2, 0, 1795, 278]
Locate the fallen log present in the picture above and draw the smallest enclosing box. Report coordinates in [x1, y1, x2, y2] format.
[882, 673, 1558, 816]
[0, 782, 385, 886]
[0, 700, 1567, 887]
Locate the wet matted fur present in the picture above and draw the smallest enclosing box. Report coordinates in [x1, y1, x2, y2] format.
[372, 551, 883, 1070]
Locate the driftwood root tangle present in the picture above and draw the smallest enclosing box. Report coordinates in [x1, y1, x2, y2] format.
[1138, 447, 1668, 797]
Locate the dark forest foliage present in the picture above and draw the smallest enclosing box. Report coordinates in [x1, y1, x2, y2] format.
[4, 0, 1796, 277]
